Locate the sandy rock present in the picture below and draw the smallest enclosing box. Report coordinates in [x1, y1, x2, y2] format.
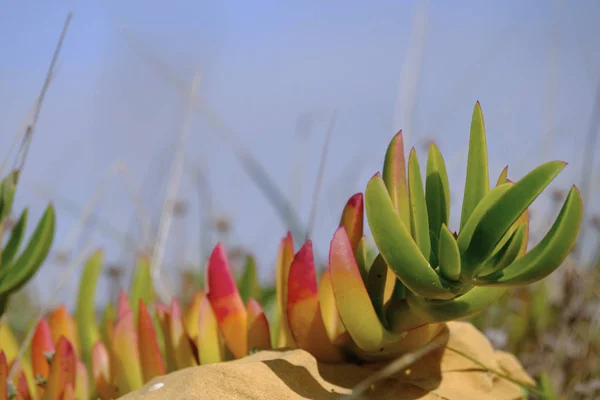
[120, 322, 535, 400]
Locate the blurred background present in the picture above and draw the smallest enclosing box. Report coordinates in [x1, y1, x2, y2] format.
[1, 0, 599, 397]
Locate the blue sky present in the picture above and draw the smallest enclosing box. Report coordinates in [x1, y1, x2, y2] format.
[1, 0, 599, 309]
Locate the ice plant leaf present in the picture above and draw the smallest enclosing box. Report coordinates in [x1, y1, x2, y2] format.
[137, 300, 166, 382]
[75, 249, 103, 369]
[382, 131, 411, 228]
[475, 186, 582, 286]
[317, 270, 348, 345]
[406, 286, 507, 323]
[183, 291, 205, 341]
[1, 352, 8, 400]
[462, 161, 567, 272]
[238, 254, 260, 304]
[438, 224, 461, 281]
[275, 233, 295, 348]
[206, 243, 247, 359]
[460, 101, 490, 230]
[287, 241, 343, 362]
[0, 204, 55, 296]
[31, 318, 55, 396]
[365, 173, 453, 299]
[196, 296, 224, 365]
[496, 166, 509, 187]
[407, 148, 430, 259]
[353, 236, 369, 282]
[338, 193, 364, 252]
[365, 254, 388, 325]
[329, 228, 404, 353]
[425, 142, 450, 245]
[129, 255, 154, 318]
[116, 290, 132, 321]
[91, 342, 117, 400]
[74, 361, 89, 400]
[48, 306, 80, 358]
[155, 306, 176, 372]
[112, 310, 144, 394]
[0, 320, 18, 362]
[169, 300, 196, 369]
[61, 384, 74, 400]
[1, 209, 27, 268]
[476, 223, 526, 278]
[42, 336, 76, 400]
[246, 299, 271, 353]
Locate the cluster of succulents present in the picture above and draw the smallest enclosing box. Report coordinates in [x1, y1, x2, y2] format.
[0, 102, 582, 399]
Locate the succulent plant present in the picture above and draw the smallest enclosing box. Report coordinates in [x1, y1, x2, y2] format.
[0, 170, 55, 316]
[0, 101, 583, 399]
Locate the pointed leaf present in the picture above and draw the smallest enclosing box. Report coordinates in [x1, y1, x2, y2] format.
[438, 224, 461, 281]
[0, 352, 8, 400]
[196, 296, 224, 365]
[475, 186, 582, 286]
[496, 166, 509, 187]
[462, 161, 567, 271]
[0, 205, 55, 296]
[317, 270, 348, 346]
[338, 193, 364, 251]
[42, 336, 76, 400]
[365, 173, 453, 299]
[353, 236, 369, 283]
[0, 320, 18, 363]
[1, 209, 27, 269]
[183, 291, 205, 341]
[275, 233, 295, 348]
[365, 254, 388, 325]
[407, 148, 431, 258]
[129, 255, 154, 318]
[168, 300, 196, 369]
[246, 299, 271, 353]
[206, 243, 247, 359]
[112, 311, 144, 394]
[91, 342, 118, 400]
[155, 306, 176, 372]
[425, 142, 450, 244]
[460, 101, 490, 230]
[382, 131, 411, 227]
[75, 250, 103, 370]
[74, 361, 88, 400]
[48, 306, 80, 358]
[406, 286, 507, 323]
[137, 300, 165, 382]
[329, 228, 407, 354]
[238, 254, 260, 304]
[116, 290, 132, 321]
[287, 241, 343, 362]
[476, 223, 526, 278]
[31, 318, 55, 391]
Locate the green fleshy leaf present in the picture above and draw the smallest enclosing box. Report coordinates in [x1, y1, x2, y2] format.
[382, 131, 411, 228]
[496, 166, 509, 187]
[475, 223, 526, 278]
[129, 255, 155, 317]
[365, 174, 454, 300]
[0, 172, 18, 221]
[75, 249, 104, 368]
[238, 254, 260, 303]
[462, 161, 566, 273]
[474, 186, 582, 286]
[1, 209, 27, 269]
[365, 254, 389, 326]
[354, 236, 369, 283]
[407, 149, 430, 259]
[425, 142, 450, 242]
[406, 285, 507, 323]
[438, 224, 461, 281]
[460, 102, 490, 230]
[0, 204, 55, 296]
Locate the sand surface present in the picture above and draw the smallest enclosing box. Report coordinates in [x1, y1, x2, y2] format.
[120, 321, 534, 400]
